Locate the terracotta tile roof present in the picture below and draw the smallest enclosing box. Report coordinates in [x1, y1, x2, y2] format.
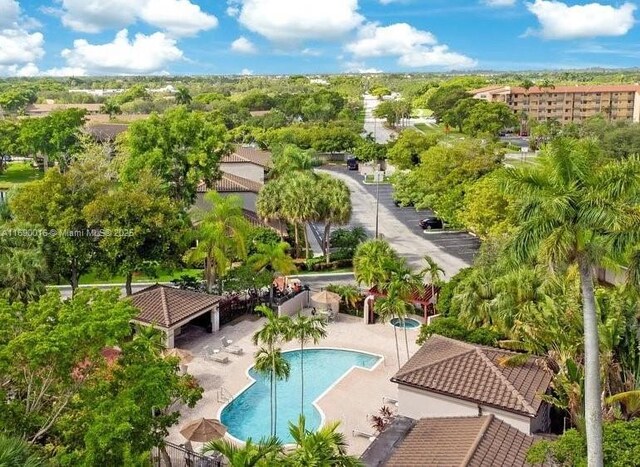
[242, 209, 288, 237]
[129, 284, 222, 329]
[197, 172, 263, 194]
[221, 145, 272, 168]
[383, 415, 546, 467]
[392, 335, 552, 417]
[470, 85, 509, 94]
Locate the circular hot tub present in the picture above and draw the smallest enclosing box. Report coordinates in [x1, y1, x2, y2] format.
[390, 318, 421, 329]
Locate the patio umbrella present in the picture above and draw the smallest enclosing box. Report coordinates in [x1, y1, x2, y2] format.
[311, 290, 341, 305]
[163, 348, 194, 364]
[180, 418, 227, 443]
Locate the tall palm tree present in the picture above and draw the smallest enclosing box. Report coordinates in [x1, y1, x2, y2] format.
[374, 292, 406, 370]
[501, 138, 640, 467]
[386, 268, 422, 362]
[202, 436, 282, 467]
[175, 87, 192, 106]
[186, 192, 251, 293]
[286, 416, 363, 467]
[421, 254, 444, 313]
[249, 242, 297, 305]
[316, 175, 352, 264]
[254, 346, 291, 437]
[253, 306, 292, 436]
[290, 314, 327, 416]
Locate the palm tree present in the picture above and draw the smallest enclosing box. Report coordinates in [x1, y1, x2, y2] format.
[353, 239, 399, 289]
[254, 346, 291, 437]
[0, 249, 46, 304]
[202, 436, 282, 467]
[501, 138, 640, 467]
[249, 242, 297, 305]
[186, 192, 251, 293]
[290, 314, 327, 416]
[253, 305, 293, 436]
[421, 254, 444, 314]
[316, 175, 352, 264]
[175, 87, 192, 106]
[286, 416, 363, 467]
[0, 434, 45, 467]
[374, 292, 406, 370]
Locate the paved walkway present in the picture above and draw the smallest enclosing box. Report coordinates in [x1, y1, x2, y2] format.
[167, 312, 421, 456]
[317, 168, 473, 279]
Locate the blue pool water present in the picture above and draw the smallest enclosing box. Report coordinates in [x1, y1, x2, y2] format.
[390, 317, 421, 329]
[220, 348, 381, 443]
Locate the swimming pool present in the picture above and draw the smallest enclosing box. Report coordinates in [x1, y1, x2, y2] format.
[220, 348, 382, 443]
[390, 317, 421, 329]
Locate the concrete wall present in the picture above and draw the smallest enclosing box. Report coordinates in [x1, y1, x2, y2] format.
[278, 290, 310, 317]
[397, 385, 540, 435]
[597, 266, 627, 286]
[220, 162, 264, 183]
[397, 386, 479, 419]
[482, 405, 532, 435]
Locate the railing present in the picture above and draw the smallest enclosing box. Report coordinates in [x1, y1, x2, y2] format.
[217, 386, 234, 403]
[151, 441, 223, 467]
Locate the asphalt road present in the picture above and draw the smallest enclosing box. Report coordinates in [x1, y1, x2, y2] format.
[317, 166, 480, 279]
[49, 273, 354, 299]
[363, 94, 396, 143]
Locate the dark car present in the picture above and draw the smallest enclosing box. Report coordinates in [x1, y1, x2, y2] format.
[419, 217, 443, 230]
[346, 157, 359, 170]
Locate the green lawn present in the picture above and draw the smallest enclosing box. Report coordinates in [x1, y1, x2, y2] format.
[0, 162, 42, 190]
[363, 174, 391, 184]
[71, 268, 204, 285]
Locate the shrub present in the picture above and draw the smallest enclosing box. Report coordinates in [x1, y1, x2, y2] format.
[416, 317, 468, 345]
[436, 267, 472, 316]
[466, 328, 501, 346]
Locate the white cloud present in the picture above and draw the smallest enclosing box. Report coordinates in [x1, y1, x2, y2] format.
[484, 0, 516, 6]
[240, 68, 253, 75]
[0, 28, 45, 66]
[59, 0, 218, 37]
[526, 0, 636, 39]
[42, 66, 87, 77]
[61, 29, 183, 75]
[235, 0, 364, 42]
[344, 61, 383, 73]
[346, 23, 477, 70]
[346, 23, 436, 58]
[231, 36, 257, 54]
[0, 0, 45, 75]
[0, 0, 20, 27]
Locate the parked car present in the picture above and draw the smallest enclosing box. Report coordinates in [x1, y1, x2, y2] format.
[419, 217, 443, 230]
[346, 157, 359, 170]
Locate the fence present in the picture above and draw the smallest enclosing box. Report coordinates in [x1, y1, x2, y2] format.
[151, 441, 223, 467]
[277, 289, 310, 317]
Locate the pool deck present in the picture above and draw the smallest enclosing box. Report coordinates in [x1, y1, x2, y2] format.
[167, 310, 421, 456]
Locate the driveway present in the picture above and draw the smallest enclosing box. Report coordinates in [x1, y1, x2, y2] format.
[363, 94, 396, 144]
[317, 167, 480, 279]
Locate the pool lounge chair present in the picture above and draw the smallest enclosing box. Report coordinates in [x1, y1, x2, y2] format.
[203, 345, 230, 363]
[222, 344, 243, 355]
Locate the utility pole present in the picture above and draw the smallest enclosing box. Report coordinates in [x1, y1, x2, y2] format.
[374, 170, 382, 238]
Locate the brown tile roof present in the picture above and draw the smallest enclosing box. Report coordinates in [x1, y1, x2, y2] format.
[221, 145, 272, 168]
[129, 284, 222, 329]
[470, 85, 508, 94]
[392, 335, 552, 417]
[242, 209, 288, 237]
[85, 123, 129, 142]
[384, 415, 545, 467]
[197, 172, 263, 194]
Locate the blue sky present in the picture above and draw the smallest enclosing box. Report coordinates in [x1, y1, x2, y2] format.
[1, 0, 639, 76]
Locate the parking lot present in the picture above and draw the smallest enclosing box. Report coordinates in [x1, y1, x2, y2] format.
[316, 166, 480, 277]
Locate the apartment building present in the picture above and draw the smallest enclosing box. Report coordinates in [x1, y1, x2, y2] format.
[471, 84, 640, 124]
